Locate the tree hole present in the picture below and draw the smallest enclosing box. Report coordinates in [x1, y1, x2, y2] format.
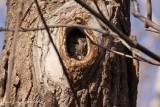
[66, 28, 88, 60]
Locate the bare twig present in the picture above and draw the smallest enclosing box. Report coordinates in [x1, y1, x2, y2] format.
[34, 0, 80, 106]
[93, 0, 108, 29]
[145, 0, 152, 28]
[20, 2, 34, 24]
[145, 28, 160, 34]
[0, 24, 108, 34]
[94, 32, 159, 65]
[86, 34, 138, 59]
[0, 25, 159, 65]
[6, 1, 23, 107]
[113, 34, 160, 65]
[132, 13, 160, 32]
[132, 0, 160, 32]
[74, 0, 160, 62]
[92, 1, 153, 64]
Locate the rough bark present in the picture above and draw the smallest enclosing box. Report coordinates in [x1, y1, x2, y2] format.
[0, 0, 138, 107]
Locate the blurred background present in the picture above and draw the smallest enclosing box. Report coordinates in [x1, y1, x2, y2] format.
[0, 1, 160, 107]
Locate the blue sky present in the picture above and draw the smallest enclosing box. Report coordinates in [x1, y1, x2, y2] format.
[0, 0, 6, 53]
[0, 1, 160, 107]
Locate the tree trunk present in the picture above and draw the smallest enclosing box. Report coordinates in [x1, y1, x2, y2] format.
[0, 0, 139, 107]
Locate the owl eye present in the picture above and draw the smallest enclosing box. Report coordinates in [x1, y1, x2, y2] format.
[66, 28, 88, 60]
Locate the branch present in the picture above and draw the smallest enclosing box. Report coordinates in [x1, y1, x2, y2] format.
[110, 34, 160, 65]
[132, 0, 160, 32]
[145, 28, 160, 34]
[74, 0, 160, 62]
[34, 0, 80, 106]
[0, 25, 159, 65]
[0, 24, 108, 34]
[6, 1, 23, 107]
[145, 0, 152, 28]
[91, 0, 159, 65]
[86, 34, 138, 59]
[20, 2, 34, 24]
[117, 35, 160, 65]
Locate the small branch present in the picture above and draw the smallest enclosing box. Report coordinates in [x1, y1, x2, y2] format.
[89, 33, 160, 65]
[6, 1, 23, 107]
[145, 28, 160, 34]
[1, 23, 159, 65]
[86, 35, 138, 60]
[0, 24, 108, 34]
[132, 12, 160, 32]
[34, 0, 80, 106]
[132, 0, 140, 13]
[135, 54, 160, 65]
[74, 0, 160, 62]
[131, 0, 160, 32]
[115, 35, 160, 65]
[0, 24, 159, 65]
[1, 25, 158, 65]
[93, 0, 108, 29]
[145, 0, 152, 28]
[20, 2, 34, 25]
